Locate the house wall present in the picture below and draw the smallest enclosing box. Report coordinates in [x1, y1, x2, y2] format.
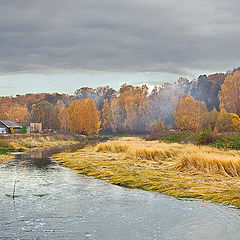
[0, 128, 7, 134]
[30, 123, 42, 133]
[0, 122, 9, 133]
[14, 128, 21, 134]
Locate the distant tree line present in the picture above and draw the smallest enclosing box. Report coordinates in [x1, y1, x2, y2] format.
[1, 68, 240, 135]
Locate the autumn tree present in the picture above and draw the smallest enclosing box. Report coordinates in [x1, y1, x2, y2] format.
[202, 108, 218, 131]
[5, 104, 29, 123]
[108, 98, 125, 133]
[102, 84, 153, 133]
[74, 86, 117, 110]
[68, 99, 101, 135]
[230, 113, 240, 132]
[215, 109, 233, 133]
[101, 99, 112, 132]
[174, 95, 208, 132]
[56, 99, 66, 110]
[0, 97, 14, 119]
[58, 106, 69, 132]
[156, 117, 164, 132]
[218, 71, 240, 115]
[124, 93, 152, 133]
[30, 101, 59, 129]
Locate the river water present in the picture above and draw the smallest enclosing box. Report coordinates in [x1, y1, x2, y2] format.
[0, 145, 240, 240]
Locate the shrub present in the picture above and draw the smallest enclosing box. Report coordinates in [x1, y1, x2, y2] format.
[211, 135, 240, 150]
[197, 129, 214, 145]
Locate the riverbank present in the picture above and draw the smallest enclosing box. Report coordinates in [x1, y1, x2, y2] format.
[145, 130, 240, 150]
[0, 154, 14, 164]
[53, 137, 240, 208]
[0, 134, 80, 164]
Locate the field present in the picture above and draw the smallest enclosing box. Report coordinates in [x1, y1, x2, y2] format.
[53, 137, 240, 208]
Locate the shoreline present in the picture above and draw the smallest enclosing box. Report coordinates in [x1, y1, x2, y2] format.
[53, 137, 240, 208]
[0, 154, 14, 164]
[0, 133, 80, 164]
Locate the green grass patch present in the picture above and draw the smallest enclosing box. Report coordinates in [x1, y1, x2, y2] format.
[0, 146, 15, 154]
[210, 135, 240, 150]
[145, 130, 198, 143]
[0, 147, 9, 154]
[146, 130, 240, 150]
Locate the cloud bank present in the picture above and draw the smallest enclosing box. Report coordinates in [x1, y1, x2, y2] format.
[0, 0, 240, 76]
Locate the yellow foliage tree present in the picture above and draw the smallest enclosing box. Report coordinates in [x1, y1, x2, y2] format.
[109, 98, 126, 133]
[215, 108, 233, 132]
[124, 93, 151, 133]
[101, 84, 153, 133]
[6, 104, 29, 123]
[101, 99, 112, 132]
[218, 71, 240, 115]
[68, 99, 101, 135]
[202, 108, 218, 131]
[174, 95, 208, 132]
[230, 113, 240, 131]
[58, 106, 69, 131]
[156, 117, 164, 132]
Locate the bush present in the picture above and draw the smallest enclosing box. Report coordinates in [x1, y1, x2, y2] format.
[197, 129, 214, 145]
[211, 135, 240, 150]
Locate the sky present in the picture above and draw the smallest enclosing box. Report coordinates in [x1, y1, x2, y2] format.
[0, 0, 239, 96]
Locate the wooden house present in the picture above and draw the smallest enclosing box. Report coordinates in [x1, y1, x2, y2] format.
[0, 120, 22, 134]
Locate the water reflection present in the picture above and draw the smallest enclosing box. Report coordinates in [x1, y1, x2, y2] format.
[6, 142, 91, 170]
[26, 141, 91, 159]
[0, 144, 240, 240]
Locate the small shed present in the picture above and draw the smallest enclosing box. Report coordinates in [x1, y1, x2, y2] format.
[0, 120, 22, 134]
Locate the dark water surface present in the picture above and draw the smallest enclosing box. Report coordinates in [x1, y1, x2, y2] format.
[0, 145, 240, 240]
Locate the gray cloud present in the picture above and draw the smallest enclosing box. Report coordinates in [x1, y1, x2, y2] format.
[0, 0, 240, 76]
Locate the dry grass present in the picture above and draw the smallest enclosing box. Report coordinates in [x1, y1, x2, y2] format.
[98, 138, 240, 177]
[0, 154, 14, 164]
[176, 150, 240, 177]
[53, 137, 240, 208]
[10, 136, 78, 149]
[1, 135, 78, 152]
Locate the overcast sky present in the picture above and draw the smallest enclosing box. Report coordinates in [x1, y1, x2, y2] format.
[0, 0, 239, 96]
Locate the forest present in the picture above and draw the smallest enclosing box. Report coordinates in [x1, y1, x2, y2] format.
[1, 67, 240, 136]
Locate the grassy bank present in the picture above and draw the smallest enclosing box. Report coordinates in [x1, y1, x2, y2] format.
[0, 134, 79, 164]
[0, 139, 15, 163]
[146, 130, 240, 150]
[53, 137, 240, 208]
[0, 154, 14, 164]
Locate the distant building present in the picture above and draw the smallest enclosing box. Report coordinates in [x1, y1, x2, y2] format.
[0, 120, 22, 134]
[27, 123, 42, 133]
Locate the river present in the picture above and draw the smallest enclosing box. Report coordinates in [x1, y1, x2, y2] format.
[0, 145, 240, 240]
